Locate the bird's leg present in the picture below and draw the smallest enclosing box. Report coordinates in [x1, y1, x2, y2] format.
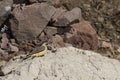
[47, 43, 57, 53]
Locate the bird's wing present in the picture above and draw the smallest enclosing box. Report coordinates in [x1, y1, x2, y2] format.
[30, 46, 45, 55]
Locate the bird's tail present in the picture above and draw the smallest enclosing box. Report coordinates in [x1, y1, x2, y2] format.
[21, 54, 32, 60]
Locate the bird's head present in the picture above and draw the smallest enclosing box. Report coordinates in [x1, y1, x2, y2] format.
[42, 42, 48, 46]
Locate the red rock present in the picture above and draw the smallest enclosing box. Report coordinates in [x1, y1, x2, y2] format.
[65, 20, 98, 50]
[53, 0, 60, 6]
[10, 3, 56, 42]
[44, 26, 58, 37]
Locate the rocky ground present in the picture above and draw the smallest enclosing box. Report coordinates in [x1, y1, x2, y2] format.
[0, 0, 119, 75]
[0, 0, 98, 62]
[1, 47, 120, 80]
[60, 0, 120, 59]
[0, 0, 119, 79]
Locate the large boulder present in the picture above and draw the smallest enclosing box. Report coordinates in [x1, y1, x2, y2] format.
[10, 3, 56, 42]
[52, 7, 81, 27]
[0, 0, 13, 27]
[65, 20, 98, 50]
[1, 47, 120, 80]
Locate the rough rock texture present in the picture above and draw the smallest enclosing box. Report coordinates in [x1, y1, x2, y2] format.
[51, 7, 66, 22]
[0, 33, 19, 61]
[44, 27, 65, 48]
[60, 0, 120, 57]
[53, 7, 81, 27]
[65, 20, 98, 50]
[10, 3, 56, 42]
[52, 34, 65, 48]
[0, 0, 13, 27]
[1, 47, 120, 80]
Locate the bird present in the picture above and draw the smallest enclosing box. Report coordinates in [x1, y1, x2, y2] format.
[24, 42, 48, 59]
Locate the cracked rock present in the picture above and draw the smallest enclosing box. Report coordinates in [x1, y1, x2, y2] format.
[1, 47, 120, 80]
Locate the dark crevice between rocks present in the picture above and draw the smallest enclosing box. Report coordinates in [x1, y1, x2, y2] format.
[47, 20, 70, 35]
[0, 67, 4, 76]
[13, 0, 30, 5]
[1, 15, 16, 40]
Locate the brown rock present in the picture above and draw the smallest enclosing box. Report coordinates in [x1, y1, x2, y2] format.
[39, 26, 67, 43]
[65, 20, 98, 50]
[52, 7, 66, 21]
[8, 43, 19, 53]
[52, 35, 65, 48]
[10, 39, 16, 44]
[53, 7, 81, 27]
[101, 41, 115, 55]
[0, 48, 9, 61]
[10, 3, 56, 42]
[44, 26, 58, 37]
[1, 33, 9, 49]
